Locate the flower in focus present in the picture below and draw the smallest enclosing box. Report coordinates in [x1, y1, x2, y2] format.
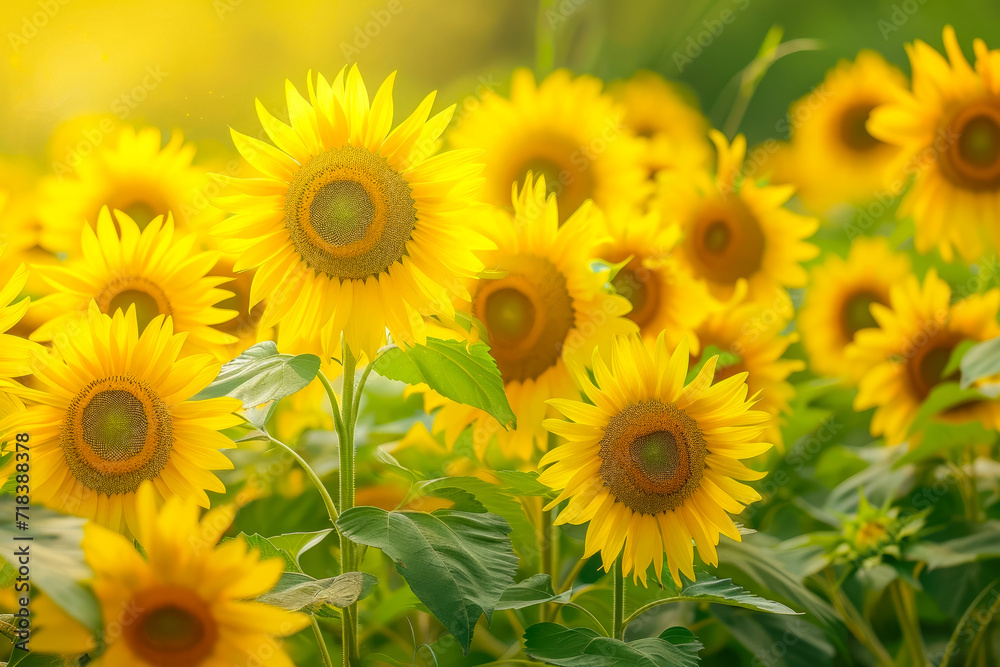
[30, 207, 238, 354]
[449, 68, 648, 222]
[848, 268, 1000, 446]
[610, 70, 712, 177]
[421, 175, 635, 461]
[799, 236, 911, 381]
[62, 483, 309, 666]
[540, 334, 771, 586]
[658, 131, 819, 304]
[0, 305, 242, 532]
[771, 51, 908, 212]
[870, 26, 1000, 261]
[213, 66, 491, 359]
[38, 126, 221, 257]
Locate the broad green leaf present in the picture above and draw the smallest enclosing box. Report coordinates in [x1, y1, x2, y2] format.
[896, 420, 998, 466]
[496, 573, 572, 610]
[629, 571, 798, 623]
[906, 382, 985, 437]
[336, 506, 518, 654]
[960, 336, 1000, 393]
[257, 571, 377, 611]
[523, 623, 701, 666]
[940, 579, 1000, 667]
[904, 521, 1000, 569]
[0, 502, 100, 633]
[234, 532, 300, 573]
[944, 339, 977, 377]
[266, 530, 335, 571]
[193, 342, 321, 415]
[373, 338, 516, 429]
[493, 469, 555, 497]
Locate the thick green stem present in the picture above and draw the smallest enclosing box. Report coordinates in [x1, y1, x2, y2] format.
[338, 342, 360, 667]
[891, 579, 926, 667]
[311, 615, 335, 667]
[612, 553, 625, 640]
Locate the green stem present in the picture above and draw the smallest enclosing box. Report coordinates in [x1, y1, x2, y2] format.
[311, 615, 335, 667]
[539, 499, 554, 621]
[557, 558, 586, 594]
[612, 553, 625, 641]
[890, 579, 926, 667]
[534, 0, 556, 75]
[824, 568, 894, 667]
[266, 435, 338, 525]
[338, 341, 360, 667]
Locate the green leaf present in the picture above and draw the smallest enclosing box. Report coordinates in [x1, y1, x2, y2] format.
[630, 571, 798, 623]
[265, 530, 335, 570]
[896, 420, 998, 466]
[960, 336, 1000, 393]
[257, 571, 377, 612]
[336, 506, 518, 654]
[944, 339, 977, 377]
[713, 607, 834, 667]
[192, 342, 321, 418]
[904, 521, 1000, 569]
[493, 469, 555, 497]
[0, 502, 101, 633]
[496, 573, 572, 610]
[906, 381, 985, 437]
[523, 622, 701, 666]
[373, 338, 516, 429]
[940, 579, 1000, 667]
[234, 533, 300, 573]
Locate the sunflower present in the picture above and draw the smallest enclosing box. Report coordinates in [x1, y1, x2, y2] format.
[609, 71, 712, 176]
[847, 269, 1000, 446]
[774, 51, 908, 212]
[0, 305, 242, 532]
[207, 258, 272, 359]
[38, 125, 221, 257]
[36, 482, 309, 666]
[0, 244, 38, 421]
[449, 68, 648, 223]
[599, 207, 715, 353]
[29, 207, 237, 354]
[540, 334, 771, 586]
[423, 175, 636, 461]
[693, 300, 803, 451]
[869, 27, 1000, 261]
[658, 131, 819, 304]
[212, 66, 490, 360]
[799, 236, 912, 381]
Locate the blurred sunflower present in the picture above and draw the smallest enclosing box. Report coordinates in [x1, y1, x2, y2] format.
[658, 131, 819, 304]
[48, 483, 309, 666]
[870, 26, 1000, 261]
[424, 175, 635, 460]
[799, 236, 911, 381]
[38, 126, 221, 257]
[599, 207, 714, 353]
[449, 68, 648, 222]
[213, 66, 490, 360]
[0, 245, 38, 418]
[207, 259, 272, 359]
[848, 269, 1000, 446]
[610, 71, 712, 176]
[30, 207, 237, 354]
[693, 300, 803, 451]
[0, 305, 242, 532]
[540, 334, 771, 586]
[774, 51, 908, 212]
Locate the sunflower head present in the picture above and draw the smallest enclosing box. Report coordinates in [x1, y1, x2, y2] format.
[213, 66, 490, 359]
[660, 131, 819, 304]
[540, 333, 771, 586]
[449, 68, 648, 223]
[1, 305, 242, 532]
[869, 26, 1000, 261]
[58, 482, 310, 666]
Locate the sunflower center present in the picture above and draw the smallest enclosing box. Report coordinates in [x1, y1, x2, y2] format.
[943, 102, 1000, 190]
[841, 290, 883, 338]
[210, 266, 265, 339]
[687, 201, 765, 285]
[599, 399, 707, 515]
[839, 103, 882, 152]
[285, 145, 416, 280]
[126, 587, 218, 667]
[908, 338, 961, 400]
[61, 375, 173, 496]
[119, 200, 161, 230]
[96, 277, 172, 333]
[611, 262, 660, 329]
[474, 254, 575, 384]
[510, 135, 596, 224]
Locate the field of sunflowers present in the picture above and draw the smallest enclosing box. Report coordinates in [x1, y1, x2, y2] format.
[3, 1, 1000, 665]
